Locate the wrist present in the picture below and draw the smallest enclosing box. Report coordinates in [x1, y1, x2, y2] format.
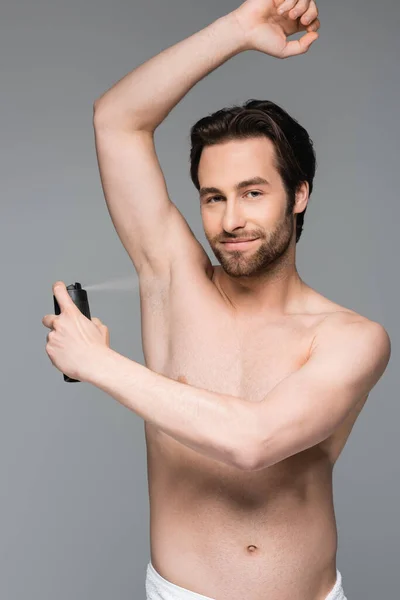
[82, 346, 116, 385]
[227, 10, 253, 53]
[216, 11, 252, 54]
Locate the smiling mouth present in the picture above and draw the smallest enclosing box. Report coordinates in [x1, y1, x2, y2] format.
[222, 238, 259, 250]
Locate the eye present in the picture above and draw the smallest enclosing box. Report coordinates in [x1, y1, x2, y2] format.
[206, 191, 262, 204]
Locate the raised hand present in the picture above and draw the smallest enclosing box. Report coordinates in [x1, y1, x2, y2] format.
[232, 0, 320, 58]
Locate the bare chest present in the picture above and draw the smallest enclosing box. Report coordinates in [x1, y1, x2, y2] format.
[140, 270, 368, 470]
[140, 273, 316, 404]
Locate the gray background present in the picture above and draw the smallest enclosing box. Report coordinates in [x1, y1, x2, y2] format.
[2, 0, 399, 598]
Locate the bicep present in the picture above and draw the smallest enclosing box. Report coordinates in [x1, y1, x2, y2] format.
[252, 318, 391, 470]
[93, 125, 210, 277]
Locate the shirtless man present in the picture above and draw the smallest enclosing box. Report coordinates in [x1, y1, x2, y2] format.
[88, 1, 391, 599]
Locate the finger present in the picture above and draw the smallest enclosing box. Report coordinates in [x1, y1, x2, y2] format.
[288, 0, 309, 20]
[42, 314, 58, 329]
[306, 18, 320, 32]
[92, 317, 108, 331]
[46, 330, 55, 344]
[300, 1, 318, 26]
[277, 0, 297, 16]
[52, 281, 76, 313]
[281, 31, 319, 58]
[92, 317, 110, 345]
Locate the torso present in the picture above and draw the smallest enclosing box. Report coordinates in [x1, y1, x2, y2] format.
[139, 263, 368, 600]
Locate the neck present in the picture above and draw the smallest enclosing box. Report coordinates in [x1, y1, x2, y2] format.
[216, 253, 306, 318]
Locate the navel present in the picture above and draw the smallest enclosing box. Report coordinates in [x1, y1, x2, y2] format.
[246, 545, 258, 553]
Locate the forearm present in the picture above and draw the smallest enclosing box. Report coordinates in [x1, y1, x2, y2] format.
[93, 12, 248, 132]
[86, 348, 256, 470]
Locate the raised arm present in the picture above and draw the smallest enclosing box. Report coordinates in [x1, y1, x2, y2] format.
[92, 1, 320, 278]
[92, 13, 247, 278]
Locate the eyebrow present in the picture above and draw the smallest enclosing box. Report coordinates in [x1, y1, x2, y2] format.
[199, 176, 270, 199]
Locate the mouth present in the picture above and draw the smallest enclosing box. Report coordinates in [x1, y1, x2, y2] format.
[221, 238, 259, 250]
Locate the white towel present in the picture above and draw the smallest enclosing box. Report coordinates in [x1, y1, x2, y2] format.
[145, 562, 214, 599]
[325, 569, 348, 600]
[145, 561, 347, 600]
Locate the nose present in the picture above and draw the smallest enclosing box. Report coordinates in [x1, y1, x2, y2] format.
[221, 202, 247, 233]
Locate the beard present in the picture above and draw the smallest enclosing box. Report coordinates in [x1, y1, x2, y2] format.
[207, 209, 295, 279]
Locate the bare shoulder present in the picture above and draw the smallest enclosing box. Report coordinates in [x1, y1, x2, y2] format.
[305, 287, 388, 331]
[302, 286, 391, 362]
[303, 291, 391, 461]
[313, 304, 391, 381]
[319, 306, 390, 341]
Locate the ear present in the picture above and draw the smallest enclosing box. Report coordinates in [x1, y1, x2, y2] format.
[294, 181, 309, 214]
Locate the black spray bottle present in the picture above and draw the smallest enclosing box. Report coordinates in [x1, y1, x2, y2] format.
[53, 282, 91, 383]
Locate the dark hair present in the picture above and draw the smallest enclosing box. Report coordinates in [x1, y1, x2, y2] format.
[189, 99, 317, 243]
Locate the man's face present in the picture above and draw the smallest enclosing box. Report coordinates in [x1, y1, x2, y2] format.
[198, 137, 299, 279]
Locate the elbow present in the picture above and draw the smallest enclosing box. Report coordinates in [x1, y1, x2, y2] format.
[237, 426, 276, 471]
[93, 95, 107, 115]
[92, 97, 124, 129]
[237, 453, 258, 472]
[93, 98, 102, 114]
[232, 404, 266, 471]
[92, 99, 113, 129]
[235, 440, 263, 472]
[92, 101, 153, 133]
